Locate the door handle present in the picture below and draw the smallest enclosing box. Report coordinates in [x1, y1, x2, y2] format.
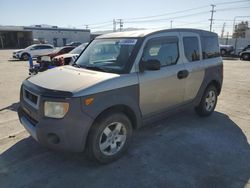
[177, 70, 189, 79]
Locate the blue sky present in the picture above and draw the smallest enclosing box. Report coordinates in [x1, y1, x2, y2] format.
[0, 0, 250, 35]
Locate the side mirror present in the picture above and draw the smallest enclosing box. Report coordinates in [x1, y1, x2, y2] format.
[140, 59, 161, 72]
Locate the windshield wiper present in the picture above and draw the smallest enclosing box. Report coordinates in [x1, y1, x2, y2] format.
[71, 63, 82, 68]
[83, 65, 107, 72]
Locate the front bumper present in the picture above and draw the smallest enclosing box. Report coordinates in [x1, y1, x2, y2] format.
[18, 86, 94, 152]
[13, 53, 20, 59]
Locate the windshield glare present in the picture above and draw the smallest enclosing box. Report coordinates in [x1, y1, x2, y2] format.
[70, 43, 88, 54]
[75, 38, 138, 74]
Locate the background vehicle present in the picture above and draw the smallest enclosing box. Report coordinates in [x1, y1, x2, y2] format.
[36, 46, 75, 63]
[18, 29, 223, 163]
[219, 44, 234, 56]
[13, 44, 54, 60]
[53, 43, 88, 65]
[238, 45, 250, 56]
[28, 43, 88, 75]
[240, 50, 250, 60]
[66, 41, 82, 47]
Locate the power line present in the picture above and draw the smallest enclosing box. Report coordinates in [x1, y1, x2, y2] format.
[86, 0, 250, 31]
[216, 0, 250, 5]
[216, 6, 250, 11]
[87, 21, 112, 26]
[124, 11, 210, 23]
[122, 0, 249, 22]
[124, 5, 209, 21]
[91, 23, 113, 29]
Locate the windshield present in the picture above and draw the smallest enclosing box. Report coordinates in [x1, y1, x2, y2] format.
[70, 43, 88, 54]
[74, 38, 138, 74]
[51, 47, 63, 53]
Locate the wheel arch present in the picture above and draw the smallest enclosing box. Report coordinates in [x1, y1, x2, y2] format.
[93, 104, 139, 130]
[21, 52, 31, 59]
[209, 80, 222, 95]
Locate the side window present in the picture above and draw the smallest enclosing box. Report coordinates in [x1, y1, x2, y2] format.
[31, 45, 40, 50]
[143, 37, 179, 67]
[183, 37, 200, 62]
[41, 45, 53, 49]
[202, 36, 220, 59]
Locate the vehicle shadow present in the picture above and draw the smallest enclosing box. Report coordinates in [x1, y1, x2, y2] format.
[0, 111, 249, 188]
[0, 102, 19, 112]
[7, 59, 25, 62]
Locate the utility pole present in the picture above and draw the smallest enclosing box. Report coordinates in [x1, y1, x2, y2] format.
[221, 22, 226, 38]
[170, 20, 173, 29]
[84, 25, 89, 30]
[226, 32, 229, 45]
[116, 19, 123, 32]
[209, 4, 216, 32]
[113, 19, 116, 32]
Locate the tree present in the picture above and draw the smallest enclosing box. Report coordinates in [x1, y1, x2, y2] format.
[233, 21, 249, 38]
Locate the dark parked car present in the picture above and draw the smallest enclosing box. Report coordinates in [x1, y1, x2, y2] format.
[219, 44, 234, 56]
[240, 49, 250, 61]
[36, 46, 75, 63]
[238, 45, 250, 56]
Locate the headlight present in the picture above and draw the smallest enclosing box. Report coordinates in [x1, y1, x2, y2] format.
[44, 101, 69, 118]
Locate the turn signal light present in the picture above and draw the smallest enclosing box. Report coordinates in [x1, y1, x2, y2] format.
[84, 97, 94, 106]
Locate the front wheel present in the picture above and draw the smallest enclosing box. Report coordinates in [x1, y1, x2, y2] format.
[195, 85, 218, 117]
[86, 112, 132, 164]
[21, 53, 30, 61]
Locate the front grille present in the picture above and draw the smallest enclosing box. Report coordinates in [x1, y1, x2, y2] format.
[23, 88, 40, 109]
[22, 108, 38, 127]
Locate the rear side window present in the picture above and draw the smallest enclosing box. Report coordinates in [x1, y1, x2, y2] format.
[32, 45, 41, 50]
[41, 45, 53, 49]
[143, 37, 179, 67]
[183, 37, 200, 62]
[202, 36, 220, 59]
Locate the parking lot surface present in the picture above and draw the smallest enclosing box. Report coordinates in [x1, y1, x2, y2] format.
[0, 50, 250, 188]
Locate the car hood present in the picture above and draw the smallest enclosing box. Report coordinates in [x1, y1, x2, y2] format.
[28, 65, 120, 94]
[54, 53, 78, 59]
[14, 49, 24, 53]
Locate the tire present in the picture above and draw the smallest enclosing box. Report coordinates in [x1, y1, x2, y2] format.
[21, 53, 30, 61]
[195, 85, 218, 117]
[86, 112, 132, 164]
[220, 49, 226, 56]
[242, 53, 250, 61]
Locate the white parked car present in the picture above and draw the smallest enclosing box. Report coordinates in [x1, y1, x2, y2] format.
[13, 44, 54, 61]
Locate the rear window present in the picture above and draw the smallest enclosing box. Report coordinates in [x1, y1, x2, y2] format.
[202, 36, 220, 59]
[183, 37, 200, 62]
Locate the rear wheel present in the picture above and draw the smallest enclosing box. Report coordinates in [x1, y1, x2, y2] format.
[195, 85, 218, 117]
[21, 53, 30, 61]
[242, 53, 250, 61]
[86, 112, 132, 164]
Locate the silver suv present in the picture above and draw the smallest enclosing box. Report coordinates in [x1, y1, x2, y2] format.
[18, 29, 223, 163]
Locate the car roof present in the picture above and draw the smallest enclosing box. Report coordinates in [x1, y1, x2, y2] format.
[32, 44, 53, 47]
[97, 28, 218, 39]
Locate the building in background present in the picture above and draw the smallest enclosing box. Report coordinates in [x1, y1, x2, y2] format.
[0, 25, 90, 49]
